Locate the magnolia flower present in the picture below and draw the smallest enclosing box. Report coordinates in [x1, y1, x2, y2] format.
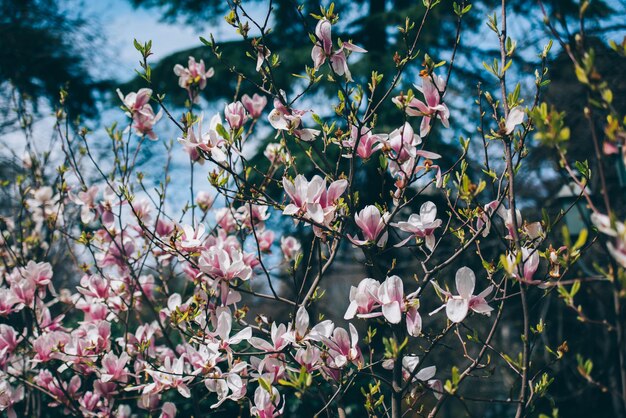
[264, 143, 290, 165]
[178, 114, 227, 163]
[348, 205, 390, 247]
[311, 19, 367, 82]
[132, 105, 162, 140]
[195, 191, 214, 211]
[268, 99, 320, 141]
[143, 356, 193, 398]
[591, 213, 626, 268]
[280, 236, 301, 261]
[402, 74, 450, 136]
[116, 88, 152, 114]
[257, 229, 275, 253]
[71, 186, 99, 224]
[431, 267, 493, 323]
[249, 322, 290, 353]
[311, 19, 332, 69]
[214, 311, 253, 351]
[250, 386, 284, 418]
[100, 352, 130, 383]
[242, 93, 268, 118]
[225, 101, 248, 131]
[344, 278, 380, 320]
[342, 126, 384, 159]
[505, 247, 541, 284]
[385, 122, 421, 164]
[160, 402, 177, 418]
[0, 325, 20, 362]
[199, 247, 253, 283]
[178, 224, 206, 252]
[377, 275, 405, 324]
[0, 381, 24, 418]
[392, 201, 442, 251]
[173, 56, 214, 102]
[254, 44, 271, 72]
[282, 174, 347, 226]
[382, 356, 442, 399]
[322, 324, 363, 368]
[284, 306, 334, 345]
[504, 107, 525, 135]
[117, 88, 162, 140]
[343, 276, 421, 336]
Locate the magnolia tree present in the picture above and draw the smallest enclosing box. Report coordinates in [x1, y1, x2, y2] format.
[1, 0, 625, 417]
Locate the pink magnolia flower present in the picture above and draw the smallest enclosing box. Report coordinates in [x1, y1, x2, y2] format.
[225, 101, 248, 131]
[255, 44, 271, 72]
[0, 325, 20, 363]
[160, 402, 177, 418]
[322, 324, 363, 368]
[267, 99, 320, 141]
[249, 322, 290, 353]
[178, 224, 206, 252]
[196, 191, 214, 211]
[344, 278, 380, 320]
[0, 289, 20, 316]
[205, 361, 248, 408]
[8, 271, 36, 306]
[311, 19, 367, 81]
[505, 247, 541, 284]
[143, 356, 193, 398]
[132, 105, 162, 140]
[178, 114, 227, 163]
[342, 126, 384, 159]
[294, 345, 322, 372]
[173, 56, 214, 102]
[214, 207, 238, 233]
[282, 175, 347, 226]
[199, 247, 253, 283]
[117, 88, 162, 140]
[311, 19, 332, 69]
[77, 274, 109, 300]
[264, 143, 290, 164]
[242, 93, 268, 118]
[280, 236, 301, 261]
[377, 275, 405, 324]
[100, 352, 130, 383]
[71, 185, 99, 223]
[403, 303, 423, 337]
[402, 73, 450, 136]
[32, 331, 70, 363]
[385, 122, 421, 164]
[345, 275, 421, 336]
[250, 386, 284, 418]
[213, 311, 253, 351]
[348, 205, 390, 247]
[117, 88, 152, 113]
[0, 381, 24, 418]
[431, 267, 493, 323]
[256, 229, 275, 253]
[392, 201, 442, 251]
[284, 306, 334, 345]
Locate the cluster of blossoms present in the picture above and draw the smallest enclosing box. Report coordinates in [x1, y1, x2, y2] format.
[117, 88, 163, 140]
[4, 2, 621, 417]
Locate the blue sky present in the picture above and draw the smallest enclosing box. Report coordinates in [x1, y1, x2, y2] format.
[83, 0, 267, 81]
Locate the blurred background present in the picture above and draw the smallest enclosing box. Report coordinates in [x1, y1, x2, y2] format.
[1, 0, 626, 416]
